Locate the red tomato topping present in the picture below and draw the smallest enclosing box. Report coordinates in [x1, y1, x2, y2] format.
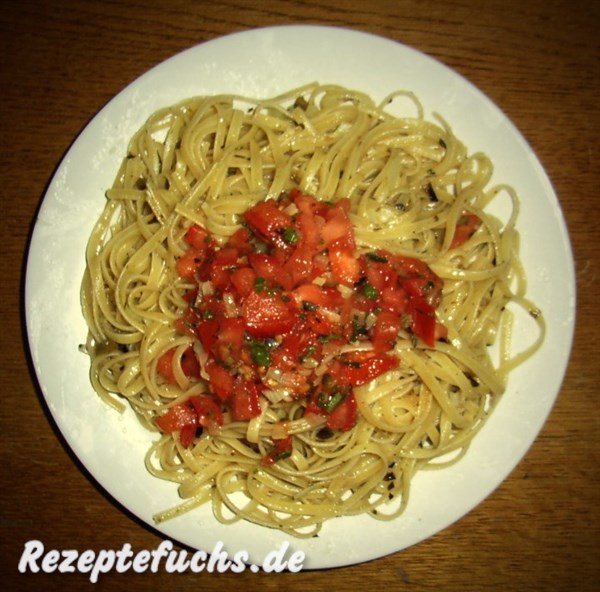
[326, 393, 357, 431]
[332, 351, 399, 387]
[450, 213, 481, 249]
[165, 190, 447, 463]
[261, 435, 293, 467]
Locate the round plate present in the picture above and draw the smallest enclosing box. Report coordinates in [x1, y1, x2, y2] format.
[25, 25, 575, 569]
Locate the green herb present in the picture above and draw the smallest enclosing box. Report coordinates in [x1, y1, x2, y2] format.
[302, 300, 319, 312]
[254, 277, 266, 293]
[318, 390, 344, 412]
[317, 333, 342, 343]
[281, 227, 299, 245]
[366, 252, 389, 263]
[203, 309, 215, 320]
[362, 282, 379, 300]
[250, 342, 271, 367]
[299, 344, 317, 362]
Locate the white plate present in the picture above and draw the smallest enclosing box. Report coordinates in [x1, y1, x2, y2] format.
[25, 25, 575, 569]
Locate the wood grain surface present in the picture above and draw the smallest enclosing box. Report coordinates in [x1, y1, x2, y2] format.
[1, 1, 598, 590]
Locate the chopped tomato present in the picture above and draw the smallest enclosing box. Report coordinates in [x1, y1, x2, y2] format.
[329, 248, 361, 285]
[408, 299, 437, 347]
[196, 319, 219, 357]
[184, 224, 212, 252]
[450, 213, 481, 248]
[244, 200, 294, 249]
[293, 283, 344, 309]
[189, 395, 224, 433]
[166, 189, 448, 449]
[178, 424, 198, 448]
[248, 253, 292, 290]
[332, 351, 398, 387]
[180, 347, 200, 379]
[176, 248, 204, 280]
[326, 393, 357, 431]
[157, 349, 177, 383]
[217, 318, 246, 356]
[226, 226, 254, 255]
[206, 360, 234, 401]
[283, 245, 315, 288]
[230, 266, 256, 299]
[241, 290, 297, 338]
[230, 380, 262, 421]
[321, 202, 354, 249]
[372, 310, 403, 353]
[155, 401, 198, 446]
[173, 306, 202, 338]
[261, 435, 293, 467]
[155, 401, 196, 433]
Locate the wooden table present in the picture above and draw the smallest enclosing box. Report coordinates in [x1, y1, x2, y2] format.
[2, 1, 598, 590]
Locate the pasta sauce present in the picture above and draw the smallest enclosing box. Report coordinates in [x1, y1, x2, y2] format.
[154, 189, 458, 463]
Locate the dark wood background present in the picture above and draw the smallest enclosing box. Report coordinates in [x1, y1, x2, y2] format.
[2, 1, 598, 590]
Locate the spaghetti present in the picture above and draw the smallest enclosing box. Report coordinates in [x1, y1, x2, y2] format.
[81, 83, 543, 536]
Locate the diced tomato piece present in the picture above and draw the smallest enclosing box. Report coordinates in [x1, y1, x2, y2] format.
[293, 283, 344, 309]
[450, 213, 481, 248]
[209, 264, 233, 293]
[333, 351, 398, 386]
[176, 248, 204, 280]
[206, 360, 235, 401]
[244, 200, 293, 248]
[269, 318, 318, 371]
[154, 401, 198, 434]
[157, 349, 176, 384]
[295, 211, 323, 254]
[261, 435, 293, 467]
[226, 226, 254, 255]
[326, 393, 357, 431]
[291, 189, 328, 217]
[230, 380, 262, 421]
[363, 258, 398, 292]
[371, 310, 403, 353]
[283, 245, 315, 288]
[408, 299, 437, 347]
[241, 290, 297, 338]
[248, 253, 292, 290]
[321, 204, 354, 249]
[306, 310, 337, 336]
[230, 266, 256, 298]
[197, 319, 219, 356]
[180, 346, 200, 379]
[184, 224, 212, 252]
[189, 395, 224, 432]
[215, 246, 240, 266]
[214, 317, 246, 363]
[173, 306, 202, 338]
[329, 248, 361, 286]
[178, 423, 197, 447]
[380, 285, 408, 315]
[403, 277, 432, 299]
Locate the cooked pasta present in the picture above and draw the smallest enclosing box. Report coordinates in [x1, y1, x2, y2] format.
[81, 83, 544, 537]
